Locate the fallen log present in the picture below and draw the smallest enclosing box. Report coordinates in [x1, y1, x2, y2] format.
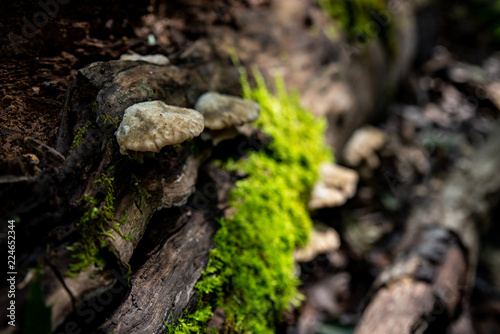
[0, 1, 426, 331]
[98, 163, 234, 334]
[0, 53, 243, 332]
[355, 123, 500, 333]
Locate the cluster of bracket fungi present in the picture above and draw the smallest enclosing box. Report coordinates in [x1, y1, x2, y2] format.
[111, 53, 262, 162]
[114, 91, 261, 162]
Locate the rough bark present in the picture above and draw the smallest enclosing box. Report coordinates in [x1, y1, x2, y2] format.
[0, 1, 426, 332]
[0, 54, 242, 332]
[355, 123, 500, 334]
[99, 163, 234, 334]
[211, 0, 423, 155]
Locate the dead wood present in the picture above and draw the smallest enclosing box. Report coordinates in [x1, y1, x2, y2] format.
[0, 52, 245, 332]
[0, 1, 424, 331]
[355, 123, 500, 334]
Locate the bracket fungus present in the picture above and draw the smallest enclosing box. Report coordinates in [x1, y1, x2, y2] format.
[309, 163, 359, 210]
[194, 92, 261, 145]
[294, 225, 341, 262]
[115, 101, 204, 160]
[343, 126, 387, 168]
[119, 54, 170, 66]
[195, 92, 261, 130]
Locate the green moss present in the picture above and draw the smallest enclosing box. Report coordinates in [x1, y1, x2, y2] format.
[167, 67, 332, 333]
[163, 306, 214, 334]
[139, 82, 153, 101]
[66, 173, 130, 277]
[317, 0, 385, 38]
[70, 121, 92, 152]
[317, 0, 396, 52]
[91, 100, 100, 115]
[100, 112, 119, 129]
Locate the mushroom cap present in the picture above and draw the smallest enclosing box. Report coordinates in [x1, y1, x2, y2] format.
[119, 54, 170, 65]
[294, 226, 340, 262]
[115, 101, 204, 155]
[308, 163, 359, 210]
[194, 92, 261, 130]
[343, 126, 387, 168]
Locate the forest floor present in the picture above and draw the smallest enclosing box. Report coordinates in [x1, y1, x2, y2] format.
[1, 0, 500, 333]
[299, 3, 500, 332]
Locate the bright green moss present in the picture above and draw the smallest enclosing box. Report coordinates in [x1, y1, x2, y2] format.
[66, 173, 130, 277]
[316, 0, 397, 54]
[166, 67, 332, 333]
[70, 121, 92, 153]
[317, 0, 386, 38]
[163, 306, 214, 333]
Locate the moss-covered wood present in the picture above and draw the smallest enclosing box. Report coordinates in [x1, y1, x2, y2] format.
[166, 69, 333, 333]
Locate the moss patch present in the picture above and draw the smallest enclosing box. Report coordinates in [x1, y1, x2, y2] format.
[316, 0, 396, 53]
[70, 121, 92, 153]
[66, 173, 130, 277]
[167, 68, 332, 333]
[317, 0, 385, 38]
[164, 306, 214, 333]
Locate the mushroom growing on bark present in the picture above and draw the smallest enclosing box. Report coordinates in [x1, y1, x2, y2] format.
[119, 54, 170, 65]
[194, 92, 261, 145]
[343, 125, 387, 168]
[309, 163, 359, 209]
[294, 224, 341, 262]
[115, 100, 204, 162]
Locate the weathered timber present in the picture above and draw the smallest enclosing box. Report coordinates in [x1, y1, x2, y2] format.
[98, 163, 234, 333]
[355, 123, 500, 334]
[0, 55, 241, 332]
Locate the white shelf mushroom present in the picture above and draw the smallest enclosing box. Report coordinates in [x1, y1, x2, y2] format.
[119, 54, 170, 66]
[309, 163, 359, 210]
[195, 92, 261, 130]
[194, 92, 261, 146]
[115, 101, 204, 161]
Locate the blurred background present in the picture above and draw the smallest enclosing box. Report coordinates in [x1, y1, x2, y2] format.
[1, 0, 500, 333]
